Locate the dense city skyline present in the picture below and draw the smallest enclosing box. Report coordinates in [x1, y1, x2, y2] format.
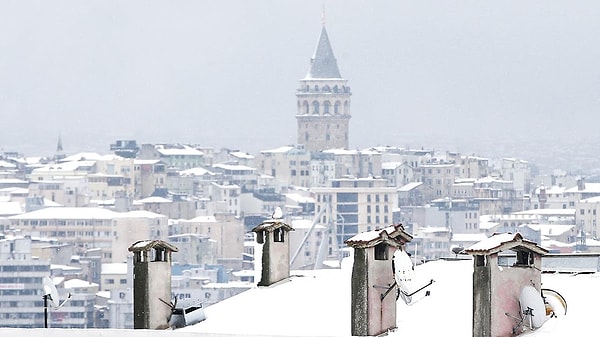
[1, 1, 599, 173]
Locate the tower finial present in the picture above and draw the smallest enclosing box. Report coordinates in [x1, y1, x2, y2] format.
[321, 2, 326, 26]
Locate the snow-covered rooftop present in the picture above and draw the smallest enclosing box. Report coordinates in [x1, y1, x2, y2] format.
[9, 206, 118, 220]
[137, 196, 172, 204]
[179, 167, 215, 176]
[398, 181, 423, 192]
[260, 146, 294, 154]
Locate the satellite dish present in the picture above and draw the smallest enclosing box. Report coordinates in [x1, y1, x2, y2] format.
[451, 245, 464, 256]
[43, 276, 60, 308]
[42, 276, 72, 328]
[519, 285, 546, 329]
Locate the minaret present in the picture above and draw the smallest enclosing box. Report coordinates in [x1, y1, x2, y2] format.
[55, 133, 66, 161]
[296, 21, 351, 152]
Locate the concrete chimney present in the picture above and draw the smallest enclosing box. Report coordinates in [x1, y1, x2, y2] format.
[464, 233, 547, 337]
[345, 225, 412, 336]
[251, 217, 294, 286]
[128, 240, 179, 329]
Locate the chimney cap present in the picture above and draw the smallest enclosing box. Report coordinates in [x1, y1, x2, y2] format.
[251, 220, 294, 233]
[128, 239, 179, 252]
[345, 224, 412, 249]
[464, 232, 547, 256]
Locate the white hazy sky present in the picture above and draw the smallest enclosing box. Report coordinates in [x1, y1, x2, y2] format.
[1, 1, 599, 157]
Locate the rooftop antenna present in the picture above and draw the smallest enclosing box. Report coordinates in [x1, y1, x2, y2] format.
[42, 276, 72, 328]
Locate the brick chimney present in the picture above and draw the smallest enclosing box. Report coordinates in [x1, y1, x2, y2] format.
[128, 240, 178, 329]
[345, 224, 412, 336]
[464, 233, 547, 337]
[252, 217, 294, 286]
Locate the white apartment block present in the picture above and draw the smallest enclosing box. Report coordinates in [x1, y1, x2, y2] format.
[312, 177, 398, 250]
[575, 196, 600, 239]
[258, 146, 311, 189]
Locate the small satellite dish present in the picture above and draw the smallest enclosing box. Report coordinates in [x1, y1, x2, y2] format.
[451, 245, 464, 255]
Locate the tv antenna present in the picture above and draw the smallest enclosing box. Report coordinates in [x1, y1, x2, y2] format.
[42, 276, 72, 328]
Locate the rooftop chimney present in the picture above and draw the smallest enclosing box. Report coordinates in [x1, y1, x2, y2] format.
[251, 211, 294, 287]
[345, 224, 412, 336]
[128, 240, 178, 329]
[464, 233, 547, 337]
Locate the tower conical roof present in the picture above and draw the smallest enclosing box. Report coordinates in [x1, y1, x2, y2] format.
[306, 26, 342, 79]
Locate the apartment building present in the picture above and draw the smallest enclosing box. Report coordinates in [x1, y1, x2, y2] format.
[257, 145, 311, 189]
[133, 159, 167, 199]
[312, 177, 398, 250]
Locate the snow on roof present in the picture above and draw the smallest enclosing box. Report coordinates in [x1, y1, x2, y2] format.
[285, 193, 315, 204]
[9, 207, 118, 220]
[513, 209, 576, 217]
[398, 181, 423, 192]
[0, 187, 29, 194]
[101, 263, 127, 275]
[97, 291, 110, 299]
[128, 240, 178, 252]
[60, 152, 105, 162]
[212, 163, 256, 171]
[229, 151, 254, 159]
[180, 167, 215, 176]
[137, 196, 172, 204]
[178, 257, 595, 337]
[345, 225, 412, 248]
[465, 232, 547, 255]
[322, 148, 358, 155]
[32, 160, 96, 173]
[565, 182, 600, 194]
[260, 146, 294, 154]
[381, 161, 403, 170]
[64, 278, 98, 289]
[479, 221, 501, 230]
[525, 224, 575, 237]
[0, 160, 17, 169]
[0, 201, 23, 216]
[578, 195, 600, 203]
[535, 185, 566, 195]
[156, 145, 203, 156]
[184, 215, 217, 223]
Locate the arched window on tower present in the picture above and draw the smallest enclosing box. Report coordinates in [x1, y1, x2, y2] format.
[314, 85, 319, 92]
[312, 101, 320, 114]
[334, 101, 341, 114]
[305, 132, 309, 142]
[323, 101, 331, 114]
[333, 85, 338, 93]
[323, 85, 330, 92]
[303, 101, 309, 114]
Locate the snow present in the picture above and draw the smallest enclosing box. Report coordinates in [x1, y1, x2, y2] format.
[1, 256, 597, 336]
[9, 206, 118, 220]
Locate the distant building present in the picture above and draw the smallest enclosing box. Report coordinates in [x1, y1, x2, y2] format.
[312, 177, 398, 250]
[296, 25, 351, 152]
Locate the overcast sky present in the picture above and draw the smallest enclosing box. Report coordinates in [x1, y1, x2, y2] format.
[1, 1, 599, 158]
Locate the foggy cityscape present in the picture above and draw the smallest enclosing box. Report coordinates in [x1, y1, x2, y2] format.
[1, 1, 599, 335]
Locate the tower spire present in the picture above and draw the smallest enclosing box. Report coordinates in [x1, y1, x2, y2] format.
[306, 25, 341, 79]
[321, 3, 326, 26]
